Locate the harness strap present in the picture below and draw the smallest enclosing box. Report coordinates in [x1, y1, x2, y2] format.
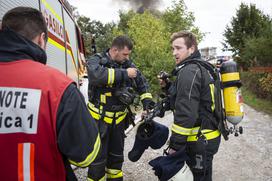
[87, 102, 127, 125]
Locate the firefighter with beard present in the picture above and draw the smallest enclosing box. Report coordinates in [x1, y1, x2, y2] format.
[152, 31, 221, 181]
[86, 35, 154, 181]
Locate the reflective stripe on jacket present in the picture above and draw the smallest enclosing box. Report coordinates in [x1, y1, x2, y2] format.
[171, 124, 220, 142]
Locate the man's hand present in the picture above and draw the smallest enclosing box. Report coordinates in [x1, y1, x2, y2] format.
[157, 71, 170, 88]
[141, 110, 148, 120]
[127, 68, 137, 78]
[158, 78, 168, 88]
[168, 148, 176, 155]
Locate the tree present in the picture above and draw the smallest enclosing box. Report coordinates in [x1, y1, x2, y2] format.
[223, 3, 271, 67]
[76, 16, 92, 56]
[92, 21, 116, 53]
[117, 10, 137, 34]
[126, 11, 174, 92]
[162, 0, 204, 41]
[242, 35, 272, 67]
[76, 15, 116, 57]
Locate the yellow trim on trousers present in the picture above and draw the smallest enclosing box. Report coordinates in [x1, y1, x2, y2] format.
[87, 175, 106, 181]
[106, 168, 123, 179]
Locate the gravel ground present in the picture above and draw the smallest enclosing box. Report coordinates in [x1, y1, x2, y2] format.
[75, 104, 272, 181]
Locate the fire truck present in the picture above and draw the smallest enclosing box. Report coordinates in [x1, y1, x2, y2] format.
[0, 0, 87, 86]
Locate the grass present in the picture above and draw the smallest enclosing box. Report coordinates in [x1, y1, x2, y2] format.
[242, 87, 272, 115]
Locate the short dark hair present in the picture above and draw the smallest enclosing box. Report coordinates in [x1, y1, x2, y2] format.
[2, 7, 48, 41]
[111, 35, 133, 50]
[170, 31, 198, 50]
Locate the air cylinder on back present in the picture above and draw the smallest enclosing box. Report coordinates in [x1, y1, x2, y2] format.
[220, 61, 244, 125]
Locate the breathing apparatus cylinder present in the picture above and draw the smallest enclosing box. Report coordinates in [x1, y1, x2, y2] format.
[220, 61, 244, 126]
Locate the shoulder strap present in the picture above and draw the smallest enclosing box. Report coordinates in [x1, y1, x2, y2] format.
[94, 53, 103, 58]
[93, 53, 110, 66]
[177, 59, 219, 81]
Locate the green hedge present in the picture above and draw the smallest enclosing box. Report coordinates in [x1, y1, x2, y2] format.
[240, 72, 272, 101]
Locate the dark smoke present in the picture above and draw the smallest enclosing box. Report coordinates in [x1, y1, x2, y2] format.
[113, 0, 162, 13]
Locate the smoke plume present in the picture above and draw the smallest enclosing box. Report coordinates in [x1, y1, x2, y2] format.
[113, 0, 162, 13]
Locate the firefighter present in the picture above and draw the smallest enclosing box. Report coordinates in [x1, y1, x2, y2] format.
[155, 31, 221, 180]
[0, 7, 100, 180]
[86, 35, 154, 181]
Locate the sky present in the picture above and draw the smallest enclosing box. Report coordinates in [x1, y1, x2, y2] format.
[69, 0, 272, 55]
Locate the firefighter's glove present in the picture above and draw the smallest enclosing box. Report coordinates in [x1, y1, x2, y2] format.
[149, 149, 188, 181]
[115, 87, 135, 105]
[128, 121, 169, 162]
